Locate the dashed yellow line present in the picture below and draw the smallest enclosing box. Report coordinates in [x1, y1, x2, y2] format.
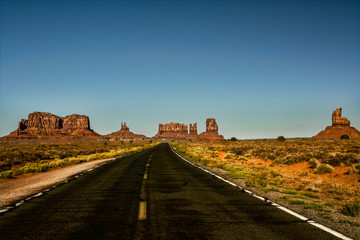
[143, 173, 148, 180]
[138, 201, 147, 220]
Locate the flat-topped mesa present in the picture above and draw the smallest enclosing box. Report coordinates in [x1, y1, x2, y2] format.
[155, 122, 189, 138]
[198, 118, 224, 140]
[63, 114, 90, 130]
[332, 108, 350, 126]
[189, 123, 198, 137]
[105, 122, 146, 139]
[313, 108, 360, 139]
[2, 112, 99, 140]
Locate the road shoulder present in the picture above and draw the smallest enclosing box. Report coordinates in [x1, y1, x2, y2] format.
[0, 158, 113, 208]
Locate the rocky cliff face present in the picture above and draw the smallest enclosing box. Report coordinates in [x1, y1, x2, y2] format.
[314, 108, 360, 139]
[198, 118, 224, 140]
[155, 122, 189, 138]
[154, 119, 223, 140]
[105, 122, 146, 139]
[189, 123, 198, 137]
[332, 108, 350, 126]
[2, 112, 99, 140]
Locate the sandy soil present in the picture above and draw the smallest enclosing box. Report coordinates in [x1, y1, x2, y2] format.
[0, 158, 114, 208]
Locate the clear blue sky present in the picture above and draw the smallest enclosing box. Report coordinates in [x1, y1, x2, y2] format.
[1, 0, 359, 139]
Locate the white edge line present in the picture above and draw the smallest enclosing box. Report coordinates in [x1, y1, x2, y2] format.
[171, 147, 353, 240]
[309, 222, 352, 240]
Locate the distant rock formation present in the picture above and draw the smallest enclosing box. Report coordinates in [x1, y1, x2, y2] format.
[313, 108, 360, 139]
[198, 118, 224, 140]
[154, 122, 189, 138]
[154, 118, 224, 140]
[1, 112, 100, 140]
[332, 108, 350, 126]
[189, 123, 198, 138]
[105, 122, 147, 139]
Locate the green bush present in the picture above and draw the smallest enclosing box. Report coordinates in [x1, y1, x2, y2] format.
[308, 158, 318, 168]
[315, 164, 334, 174]
[0, 170, 14, 178]
[355, 163, 360, 171]
[277, 136, 286, 141]
[230, 137, 237, 141]
[238, 156, 248, 161]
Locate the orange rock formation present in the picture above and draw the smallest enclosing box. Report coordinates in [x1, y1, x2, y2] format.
[155, 122, 189, 138]
[155, 118, 224, 140]
[198, 118, 224, 140]
[313, 108, 360, 139]
[105, 122, 147, 139]
[189, 123, 198, 137]
[2, 112, 100, 140]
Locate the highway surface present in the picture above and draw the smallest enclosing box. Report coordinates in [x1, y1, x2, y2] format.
[0, 143, 342, 239]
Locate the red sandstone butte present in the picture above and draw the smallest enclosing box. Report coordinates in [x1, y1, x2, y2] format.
[313, 108, 360, 139]
[155, 118, 224, 140]
[105, 122, 147, 139]
[1, 112, 100, 140]
[189, 123, 198, 138]
[154, 122, 189, 138]
[198, 118, 224, 140]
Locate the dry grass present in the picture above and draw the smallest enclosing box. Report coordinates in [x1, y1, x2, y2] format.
[0, 139, 157, 178]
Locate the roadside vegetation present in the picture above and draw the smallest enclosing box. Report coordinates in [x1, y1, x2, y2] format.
[171, 138, 360, 239]
[0, 139, 157, 179]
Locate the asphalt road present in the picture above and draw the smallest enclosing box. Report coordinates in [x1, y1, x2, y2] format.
[0, 143, 341, 240]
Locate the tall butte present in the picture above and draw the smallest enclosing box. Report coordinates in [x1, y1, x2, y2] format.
[154, 118, 224, 140]
[198, 118, 224, 140]
[313, 108, 360, 139]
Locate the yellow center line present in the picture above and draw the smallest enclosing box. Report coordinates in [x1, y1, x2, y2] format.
[143, 173, 148, 180]
[138, 201, 147, 220]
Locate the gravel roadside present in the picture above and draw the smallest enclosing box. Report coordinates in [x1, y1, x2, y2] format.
[0, 158, 114, 208]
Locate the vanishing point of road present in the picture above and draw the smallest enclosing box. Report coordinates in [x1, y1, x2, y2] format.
[0, 143, 342, 239]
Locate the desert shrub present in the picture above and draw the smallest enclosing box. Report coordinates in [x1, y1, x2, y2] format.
[280, 155, 308, 165]
[355, 163, 360, 171]
[0, 170, 14, 178]
[326, 153, 360, 166]
[224, 152, 236, 159]
[231, 147, 252, 156]
[315, 164, 334, 174]
[282, 190, 297, 195]
[340, 201, 360, 217]
[289, 200, 305, 205]
[238, 156, 248, 161]
[270, 169, 283, 178]
[347, 145, 360, 154]
[301, 192, 320, 199]
[277, 136, 286, 141]
[345, 168, 354, 175]
[308, 158, 318, 168]
[230, 137, 237, 141]
[246, 171, 268, 188]
[269, 176, 284, 186]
